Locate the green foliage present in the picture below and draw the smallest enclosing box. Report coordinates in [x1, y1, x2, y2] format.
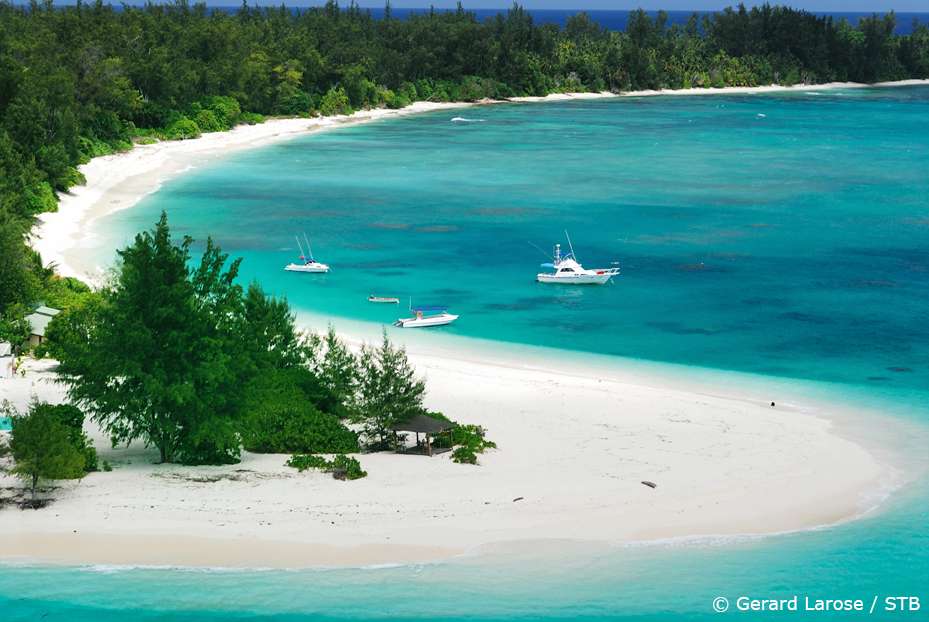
[193, 109, 223, 133]
[242, 368, 359, 454]
[331, 454, 367, 479]
[6, 401, 87, 500]
[314, 326, 359, 418]
[451, 446, 478, 464]
[47, 213, 354, 466]
[0, 303, 31, 346]
[163, 117, 201, 140]
[354, 330, 427, 449]
[286, 453, 331, 472]
[318, 86, 352, 116]
[239, 112, 266, 125]
[287, 453, 367, 480]
[102, 460, 113, 472]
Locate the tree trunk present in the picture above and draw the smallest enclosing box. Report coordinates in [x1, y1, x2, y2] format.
[31, 472, 38, 501]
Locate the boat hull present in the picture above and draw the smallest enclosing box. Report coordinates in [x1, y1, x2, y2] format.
[394, 313, 459, 328]
[536, 271, 616, 285]
[285, 263, 330, 273]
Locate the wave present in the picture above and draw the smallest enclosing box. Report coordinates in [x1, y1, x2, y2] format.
[450, 117, 484, 123]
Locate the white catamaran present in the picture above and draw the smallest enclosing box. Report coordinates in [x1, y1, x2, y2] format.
[394, 302, 459, 328]
[536, 232, 619, 285]
[284, 234, 330, 273]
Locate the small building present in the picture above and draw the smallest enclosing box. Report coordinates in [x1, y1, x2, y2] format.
[390, 414, 456, 456]
[25, 306, 61, 348]
[0, 342, 12, 379]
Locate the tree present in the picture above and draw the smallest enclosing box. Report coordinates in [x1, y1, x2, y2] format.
[50, 213, 234, 464]
[315, 326, 358, 418]
[354, 330, 427, 448]
[7, 401, 87, 502]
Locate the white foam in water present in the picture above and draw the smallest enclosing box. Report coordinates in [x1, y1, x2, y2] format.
[756, 113, 767, 118]
[450, 116, 483, 123]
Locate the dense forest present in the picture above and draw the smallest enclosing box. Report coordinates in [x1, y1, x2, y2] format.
[1, 1, 928, 337]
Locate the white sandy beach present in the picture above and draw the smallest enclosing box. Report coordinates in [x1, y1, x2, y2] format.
[6, 84, 924, 568]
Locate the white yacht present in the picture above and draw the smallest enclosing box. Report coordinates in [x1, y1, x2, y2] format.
[284, 234, 330, 273]
[536, 233, 619, 285]
[395, 304, 459, 328]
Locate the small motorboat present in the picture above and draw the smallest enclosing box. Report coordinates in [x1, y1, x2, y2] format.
[285, 233, 330, 273]
[536, 231, 619, 285]
[368, 295, 400, 304]
[394, 304, 459, 328]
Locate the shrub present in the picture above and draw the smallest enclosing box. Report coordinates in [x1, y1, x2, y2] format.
[241, 367, 358, 454]
[7, 401, 87, 500]
[287, 453, 367, 479]
[202, 95, 241, 127]
[193, 109, 223, 133]
[318, 86, 352, 116]
[163, 116, 201, 140]
[239, 112, 265, 125]
[331, 454, 367, 480]
[286, 453, 330, 472]
[243, 403, 359, 454]
[451, 446, 477, 465]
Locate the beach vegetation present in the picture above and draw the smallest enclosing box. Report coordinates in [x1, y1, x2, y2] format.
[354, 331, 428, 450]
[5, 401, 88, 503]
[241, 368, 359, 454]
[287, 453, 367, 480]
[46, 213, 359, 465]
[318, 86, 353, 116]
[313, 326, 360, 419]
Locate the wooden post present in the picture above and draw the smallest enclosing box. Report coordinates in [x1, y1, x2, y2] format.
[426, 433, 432, 457]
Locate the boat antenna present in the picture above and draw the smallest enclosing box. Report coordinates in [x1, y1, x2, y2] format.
[295, 235, 306, 262]
[303, 233, 314, 262]
[564, 230, 577, 261]
[527, 241, 551, 259]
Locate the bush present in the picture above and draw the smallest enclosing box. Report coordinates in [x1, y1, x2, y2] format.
[193, 109, 223, 133]
[239, 112, 265, 125]
[451, 446, 477, 465]
[331, 454, 366, 480]
[202, 95, 241, 127]
[243, 403, 359, 454]
[31, 403, 98, 472]
[241, 367, 358, 454]
[163, 116, 201, 140]
[286, 453, 330, 472]
[318, 86, 352, 116]
[287, 453, 367, 479]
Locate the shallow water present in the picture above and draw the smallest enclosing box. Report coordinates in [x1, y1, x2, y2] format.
[15, 86, 929, 619]
[96, 86, 929, 391]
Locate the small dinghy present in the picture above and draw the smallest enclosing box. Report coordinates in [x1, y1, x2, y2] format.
[394, 304, 459, 328]
[285, 233, 330, 273]
[368, 295, 400, 304]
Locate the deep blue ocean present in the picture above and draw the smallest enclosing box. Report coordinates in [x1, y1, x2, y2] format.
[29, 4, 929, 35]
[5, 86, 929, 619]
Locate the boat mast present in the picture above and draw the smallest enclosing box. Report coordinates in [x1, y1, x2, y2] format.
[303, 233, 314, 262]
[564, 230, 577, 261]
[295, 236, 306, 263]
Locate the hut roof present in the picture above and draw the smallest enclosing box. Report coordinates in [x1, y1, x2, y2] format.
[390, 414, 455, 434]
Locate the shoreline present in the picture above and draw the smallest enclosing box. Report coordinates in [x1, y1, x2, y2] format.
[9, 82, 928, 569]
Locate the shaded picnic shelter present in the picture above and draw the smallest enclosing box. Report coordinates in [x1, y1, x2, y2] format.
[390, 414, 456, 456]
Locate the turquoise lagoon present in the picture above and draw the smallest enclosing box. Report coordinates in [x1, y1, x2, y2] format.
[6, 87, 929, 619]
